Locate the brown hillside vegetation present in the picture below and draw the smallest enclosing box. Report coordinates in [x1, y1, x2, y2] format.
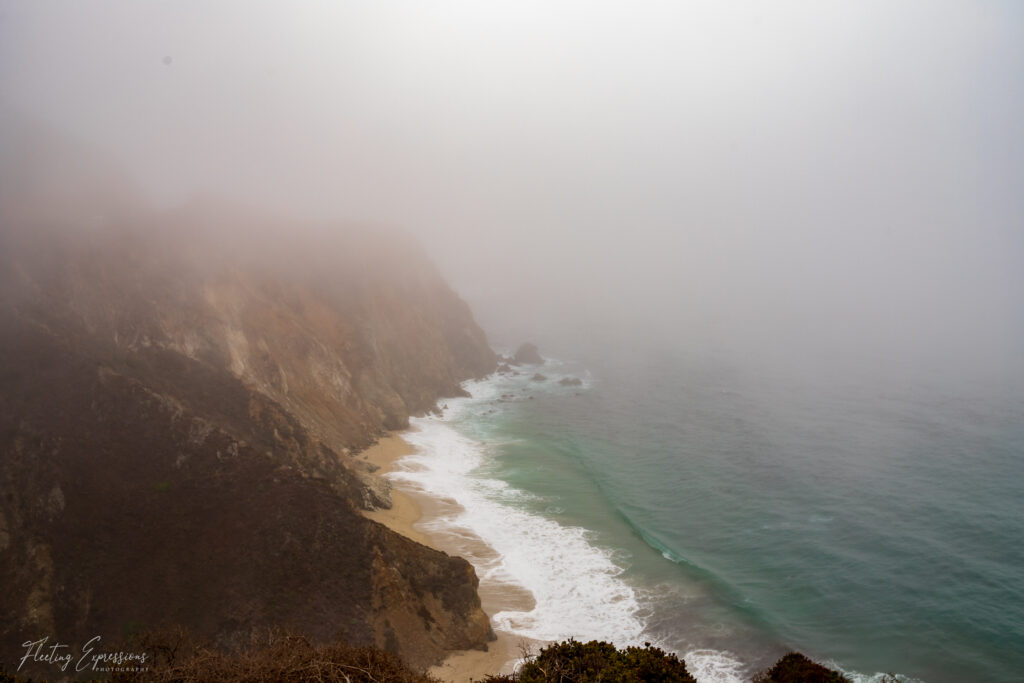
[0, 147, 497, 676]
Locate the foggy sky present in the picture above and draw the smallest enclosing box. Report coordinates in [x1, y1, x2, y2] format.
[2, 1, 1022, 380]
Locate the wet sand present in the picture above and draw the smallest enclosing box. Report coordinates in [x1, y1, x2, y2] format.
[361, 432, 546, 682]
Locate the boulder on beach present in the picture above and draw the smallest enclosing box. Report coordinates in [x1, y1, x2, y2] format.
[514, 342, 543, 365]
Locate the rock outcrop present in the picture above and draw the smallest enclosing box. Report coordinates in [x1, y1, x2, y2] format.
[0, 181, 498, 672]
[513, 342, 543, 365]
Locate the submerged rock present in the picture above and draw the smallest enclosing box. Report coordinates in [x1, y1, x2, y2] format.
[531, 373, 547, 381]
[558, 376, 582, 386]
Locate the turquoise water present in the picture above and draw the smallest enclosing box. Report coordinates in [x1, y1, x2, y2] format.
[400, 344, 1024, 682]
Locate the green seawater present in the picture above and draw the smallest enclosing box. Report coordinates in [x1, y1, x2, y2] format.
[447, 343, 1024, 683]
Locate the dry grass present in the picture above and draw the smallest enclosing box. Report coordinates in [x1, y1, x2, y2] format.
[110, 627, 437, 683]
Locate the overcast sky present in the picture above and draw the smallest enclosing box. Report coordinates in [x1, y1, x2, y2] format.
[2, 1, 1022, 378]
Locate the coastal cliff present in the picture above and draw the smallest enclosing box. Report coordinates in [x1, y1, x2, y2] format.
[0, 181, 497, 673]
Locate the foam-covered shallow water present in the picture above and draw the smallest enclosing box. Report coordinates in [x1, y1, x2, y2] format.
[396, 417, 645, 644]
[385, 350, 1024, 683]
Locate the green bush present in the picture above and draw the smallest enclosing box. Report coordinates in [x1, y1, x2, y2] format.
[751, 652, 852, 683]
[483, 639, 696, 683]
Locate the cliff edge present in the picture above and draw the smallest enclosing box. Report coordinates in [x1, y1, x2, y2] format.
[0, 168, 497, 673]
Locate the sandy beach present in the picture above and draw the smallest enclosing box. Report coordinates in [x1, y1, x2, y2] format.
[361, 432, 545, 682]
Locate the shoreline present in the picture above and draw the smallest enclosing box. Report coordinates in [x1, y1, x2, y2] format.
[360, 432, 544, 682]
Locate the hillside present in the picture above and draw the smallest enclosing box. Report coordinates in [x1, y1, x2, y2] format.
[0, 182, 498, 675]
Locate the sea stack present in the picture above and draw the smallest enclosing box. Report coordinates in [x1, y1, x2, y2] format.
[513, 342, 544, 365]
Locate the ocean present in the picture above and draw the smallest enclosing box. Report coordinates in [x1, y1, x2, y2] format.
[387, 342, 1024, 683]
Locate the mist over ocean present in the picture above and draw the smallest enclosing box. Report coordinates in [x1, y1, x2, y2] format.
[392, 335, 1024, 683]
[4, 2, 1023, 681]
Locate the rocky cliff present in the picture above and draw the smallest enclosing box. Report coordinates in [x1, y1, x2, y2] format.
[0, 180, 498, 673]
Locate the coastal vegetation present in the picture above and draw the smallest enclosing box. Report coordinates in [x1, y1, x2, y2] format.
[481, 639, 697, 682]
[11, 630, 850, 683]
[750, 652, 852, 683]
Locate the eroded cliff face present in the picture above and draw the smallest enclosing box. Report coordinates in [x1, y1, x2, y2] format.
[0, 201, 497, 673]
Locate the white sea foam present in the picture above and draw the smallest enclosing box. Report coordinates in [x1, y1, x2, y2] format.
[835, 666, 922, 683]
[391, 370, 747, 682]
[395, 414, 645, 644]
[684, 649, 747, 683]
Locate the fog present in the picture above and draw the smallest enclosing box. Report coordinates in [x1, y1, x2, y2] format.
[2, 1, 1022, 382]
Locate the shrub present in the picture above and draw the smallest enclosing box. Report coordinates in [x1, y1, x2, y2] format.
[751, 652, 852, 683]
[482, 639, 696, 683]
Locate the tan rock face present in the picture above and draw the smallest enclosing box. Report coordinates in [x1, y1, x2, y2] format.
[0, 207, 497, 675]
